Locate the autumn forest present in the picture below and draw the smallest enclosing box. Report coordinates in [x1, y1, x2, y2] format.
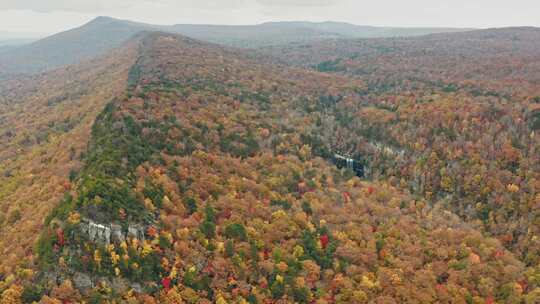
[0, 17, 539, 304]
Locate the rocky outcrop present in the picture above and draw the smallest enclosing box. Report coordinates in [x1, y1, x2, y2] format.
[72, 271, 138, 294]
[333, 153, 364, 177]
[73, 272, 93, 290]
[80, 219, 111, 244]
[372, 141, 405, 157]
[111, 223, 125, 243]
[127, 224, 145, 241]
[79, 218, 147, 245]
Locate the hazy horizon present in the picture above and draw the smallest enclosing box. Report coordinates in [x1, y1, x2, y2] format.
[1, 0, 539, 36]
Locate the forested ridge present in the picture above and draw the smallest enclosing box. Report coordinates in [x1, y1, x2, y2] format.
[0, 38, 140, 289]
[0, 16, 470, 77]
[0, 29, 539, 303]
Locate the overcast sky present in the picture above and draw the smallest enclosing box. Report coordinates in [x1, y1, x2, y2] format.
[1, 0, 539, 36]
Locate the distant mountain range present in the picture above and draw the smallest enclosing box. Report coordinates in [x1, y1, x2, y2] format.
[0, 30, 44, 40]
[0, 31, 41, 51]
[0, 31, 42, 49]
[169, 20, 473, 47]
[0, 37, 38, 44]
[257, 21, 473, 38]
[0, 16, 473, 76]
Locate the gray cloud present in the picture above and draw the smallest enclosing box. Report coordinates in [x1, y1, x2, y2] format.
[0, 0, 538, 34]
[0, 0, 138, 13]
[0, 0, 342, 13]
[255, 0, 342, 7]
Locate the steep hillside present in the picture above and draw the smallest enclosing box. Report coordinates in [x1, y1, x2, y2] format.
[0, 37, 139, 288]
[0, 17, 156, 76]
[1, 32, 535, 303]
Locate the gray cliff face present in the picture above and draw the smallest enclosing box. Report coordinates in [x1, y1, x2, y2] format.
[72, 272, 92, 290]
[79, 218, 147, 245]
[45, 219, 153, 294]
[111, 223, 125, 243]
[71, 271, 135, 294]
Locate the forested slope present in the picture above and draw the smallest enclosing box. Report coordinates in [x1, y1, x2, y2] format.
[0, 16, 471, 78]
[263, 26, 540, 286]
[0, 17, 154, 76]
[264, 27, 540, 97]
[1, 32, 536, 303]
[0, 37, 139, 289]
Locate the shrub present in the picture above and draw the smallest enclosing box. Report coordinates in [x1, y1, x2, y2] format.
[292, 286, 310, 303]
[270, 280, 285, 299]
[315, 59, 344, 72]
[7, 209, 21, 224]
[301, 201, 313, 215]
[69, 169, 78, 181]
[200, 221, 216, 239]
[183, 197, 198, 215]
[271, 199, 292, 210]
[299, 230, 337, 269]
[143, 180, 165, 208]
[35, 228, 57, 268]
[200, 205, 217, 239]
[225, 240, 235, 258]
[224, 223, 247, 241]
[21, 284, 45, 303]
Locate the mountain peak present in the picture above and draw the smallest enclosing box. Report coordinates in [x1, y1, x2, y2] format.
[86, 16, 121, 26]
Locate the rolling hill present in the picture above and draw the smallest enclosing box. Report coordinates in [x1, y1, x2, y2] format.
[262, 26, 540, 96]
[262, 26, 540, 271]
[169, 21, 472, 48]
[0, 36, 140, 291]
[258, 21, 473, 38]
[0, 16, 472, 77]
